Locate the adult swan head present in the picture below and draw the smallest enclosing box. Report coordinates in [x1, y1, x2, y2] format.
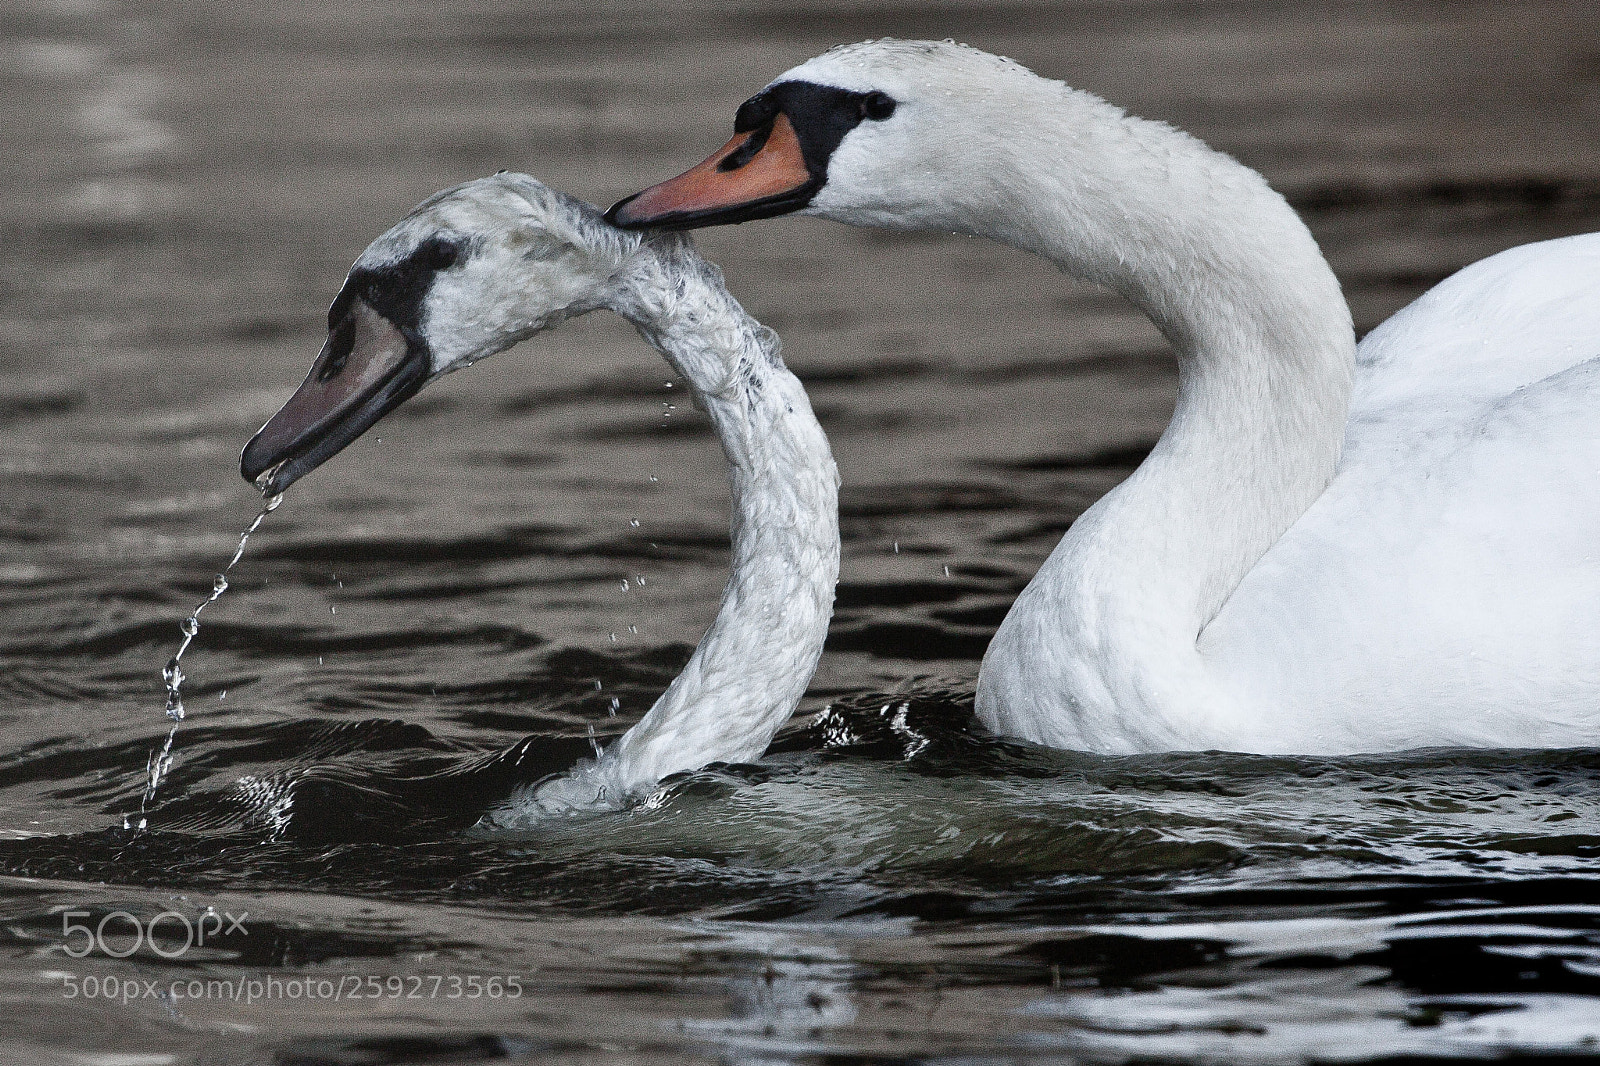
[242, 176, 839, 816]
[610, 39, 1600, 754]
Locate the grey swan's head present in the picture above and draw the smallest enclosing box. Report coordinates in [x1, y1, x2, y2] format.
[242, 174, 641, 495]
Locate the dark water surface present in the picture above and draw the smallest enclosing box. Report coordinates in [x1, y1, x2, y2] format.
[3, 1, 1600, 1062]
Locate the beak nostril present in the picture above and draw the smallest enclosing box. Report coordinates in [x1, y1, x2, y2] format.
[716, 123, 774, 173]
[317, 315, 358, 382]
[242, 296, 426, 491]
[608, 110, 815, 229]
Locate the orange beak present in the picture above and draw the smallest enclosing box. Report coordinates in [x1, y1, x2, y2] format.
[607, 113, 817, 230]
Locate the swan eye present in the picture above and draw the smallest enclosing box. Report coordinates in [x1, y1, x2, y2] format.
[416, 237, 463, 271]
[861, 91, 896, 121]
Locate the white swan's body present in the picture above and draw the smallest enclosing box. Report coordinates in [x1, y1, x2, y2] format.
[1191, 237, 1600, 752]
[621, 40, 1600, 753]
[252, 176, 838, 815]
[988, 232, 1600, 754]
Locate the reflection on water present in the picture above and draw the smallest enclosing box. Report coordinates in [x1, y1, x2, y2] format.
[1, 0, 1599, 1062]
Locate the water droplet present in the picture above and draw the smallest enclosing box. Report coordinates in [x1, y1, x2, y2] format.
[648, 476, 658, 482]
[620, 578, 630, 590]
[627, 625, 637, 634]
[893, 541, 900, 554]
[151, 493, 284, 791]
[609, 697, 620, 717]
[587, 723, 602, 757]
[629, 519, 640, 528]
[943, 566, 951, 577]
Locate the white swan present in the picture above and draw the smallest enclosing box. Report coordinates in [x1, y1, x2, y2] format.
[240, 176, 839, 813]
[610, 39, 1600, 754]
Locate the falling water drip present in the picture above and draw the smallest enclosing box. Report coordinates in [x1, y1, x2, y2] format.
[164, 492, 280, 721]
[139, 488, 284, 829]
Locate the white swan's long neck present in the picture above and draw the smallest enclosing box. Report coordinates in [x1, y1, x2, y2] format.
[536, 235, 839, 809]
[939, 78, 1356, 747]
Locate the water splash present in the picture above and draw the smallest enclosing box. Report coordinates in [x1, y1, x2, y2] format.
[134, 488, 283, 829]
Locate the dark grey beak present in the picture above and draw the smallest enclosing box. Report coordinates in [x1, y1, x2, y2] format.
[240, 297, 429, 495]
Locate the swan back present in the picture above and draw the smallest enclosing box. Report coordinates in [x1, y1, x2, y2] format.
[1197, 233, 1600, 750]
[1353, 232, 1600, 421]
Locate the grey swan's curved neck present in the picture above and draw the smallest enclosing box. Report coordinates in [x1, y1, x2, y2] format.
[496, 235, 840, 820]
